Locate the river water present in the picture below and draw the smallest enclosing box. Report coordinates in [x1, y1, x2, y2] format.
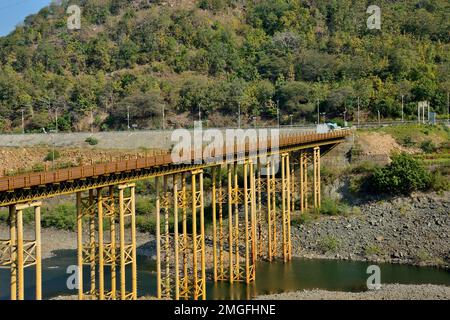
[1, 250, 449, 300]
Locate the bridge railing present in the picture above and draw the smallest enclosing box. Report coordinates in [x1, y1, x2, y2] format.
[0, 129, 350, 192]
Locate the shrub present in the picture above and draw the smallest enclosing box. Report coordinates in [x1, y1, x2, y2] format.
[318, 236, 340, 253]
[371, 153, 431, 195]
[0, 210, 8, 222]
[32, 163, 45, 172]
[56, 162, 75, 169]
[318, 198, 351, 216]
[135, 196, 154, 215]
[420, 140, 436, 153]
[365, 244, 384, 256]
[41, 203, 77, 231]
[321, 166, 341, 184]
[401, 136, 415, 147]
[291, 212, 317, 226]
[348, 176, 365, 194]
[136, 215, 156, 233]
[85, 137, 99, 145]
[44, 150, 60, 161]
[430, 171, 450, 192]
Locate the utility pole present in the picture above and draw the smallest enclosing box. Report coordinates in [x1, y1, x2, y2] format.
[238, 102, 241, 129]
[441, 91, 448, 123]
[276, 100, 280, 128]
[357, 97, 360, 127]
[418, 102, 421, 124]
[289, 114, 293, 127]
[162, 104, 165, 130]
[21, 108, 24, 134]
[91, 109, 94, 134]
[401, 95, 404, 123]
[378, 110, 381, 127]
[198, 103, 201, 122]
[317, 99, 320, 124]
[55, 108, 58, 133]
[127, 106, 130, 130]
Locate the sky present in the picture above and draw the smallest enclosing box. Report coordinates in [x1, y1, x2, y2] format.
[0, 0, 51, 36]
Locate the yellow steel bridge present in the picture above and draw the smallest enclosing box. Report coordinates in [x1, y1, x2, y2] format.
[0, 129, 350, 300]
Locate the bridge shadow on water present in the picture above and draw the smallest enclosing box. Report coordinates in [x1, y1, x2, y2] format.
[1, 250, 449, 300]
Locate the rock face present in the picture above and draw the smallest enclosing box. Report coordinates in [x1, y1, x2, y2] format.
[293, 191, 450, 268]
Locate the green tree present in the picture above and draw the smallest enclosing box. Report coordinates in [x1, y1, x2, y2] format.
[371, 153, 431, 195]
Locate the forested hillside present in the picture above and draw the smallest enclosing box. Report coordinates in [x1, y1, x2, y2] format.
[0, 0, 449, 131]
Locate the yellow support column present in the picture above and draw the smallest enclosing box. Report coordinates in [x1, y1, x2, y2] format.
[76, 193, 83, 300]
[286, 155, 292, 261]
[244, 161, 250, 284]
[227, 164, 233, 283]
[281, 153, 292, 262]
[271, 160, 277, 258]
[313, 147, 321, 209]
[199, 171, 206, 299]
[130, 184, 137, 300]
[256, 159, 263, 259]
[118, 183, 137, 300]
[35, 205, 42, 300]
[281, 154, 287, 263]
[16, 205, 24, 300]
[162, 176, 171, 299]
[118, 186, 126, 300]
[173, 174, 180, 300]
[191, 169, 206, 300]
[291, 160, 296, 213]
[180, 173, 189, 299]
[212, 167, 217, 282]
[192, 172, 197, 298]
[13, 202, 42, 300]
[108, 186, 117, 300]
[249, 159, 257, 281]
[233, 163, 240, 282]
[266, 162, 272, 262]
[217, 174, 226, 281]
[155, 177, 161, 299]
[9, 205, 16, 300]
[97, 188, 105, 300]
[88, 190, 96, 297]
[300, 151, 308, 213]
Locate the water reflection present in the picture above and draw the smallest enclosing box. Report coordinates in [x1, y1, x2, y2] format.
[1, 250, 449, 300]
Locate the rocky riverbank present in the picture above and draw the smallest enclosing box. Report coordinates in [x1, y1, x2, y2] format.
[255, 284, 450, 300]
[292, 191, 450, 268]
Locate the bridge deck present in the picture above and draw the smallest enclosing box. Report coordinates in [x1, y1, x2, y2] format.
[0, 130, 350, 196]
